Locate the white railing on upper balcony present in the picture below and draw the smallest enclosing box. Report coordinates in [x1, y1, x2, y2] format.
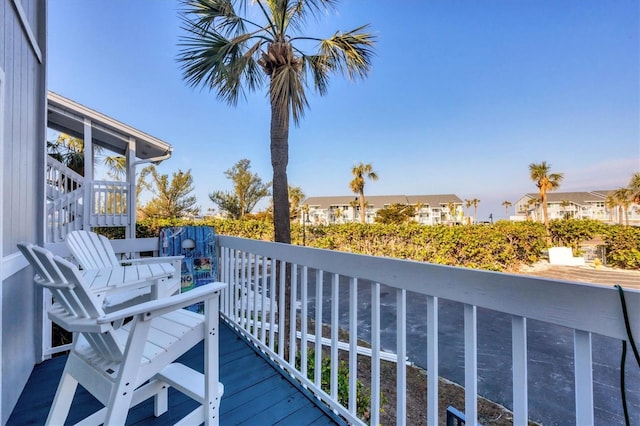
[45, 156, 83, 199]
[46, 188, 84, 243]
[46, 157, 86, 242]
[43, 236, 640, 425]
[91, 181, 129, 226]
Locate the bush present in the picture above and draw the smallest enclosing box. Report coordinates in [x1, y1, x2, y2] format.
[131, 218, 639, 271]
[602, 225, 640, 269]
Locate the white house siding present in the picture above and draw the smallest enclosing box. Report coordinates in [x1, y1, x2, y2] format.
[0, 0, 47, 422]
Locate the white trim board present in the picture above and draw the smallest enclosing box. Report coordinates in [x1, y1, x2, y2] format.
[1, 252, 28, 281]
[11, 0, 42, 63]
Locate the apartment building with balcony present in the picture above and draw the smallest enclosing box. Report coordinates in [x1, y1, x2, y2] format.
[514, 190, 640, 225]
[302, 194, 465, 225]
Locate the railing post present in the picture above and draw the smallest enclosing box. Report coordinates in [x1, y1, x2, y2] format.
[427, 295, 439, 426]
[574, 330, 594, 425]
[314, 270, 323, 387]
[512, 316, 528, 426]
[464, 304, 478, 425]
[396, 288, 407, 426]
[348, 277, 358, 416]
[370, 282, 381, 426]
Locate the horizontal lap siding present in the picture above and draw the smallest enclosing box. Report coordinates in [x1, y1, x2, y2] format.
[1, 0, 46, 423]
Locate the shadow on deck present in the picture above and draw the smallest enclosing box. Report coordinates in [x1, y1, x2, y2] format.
[9, 321, 345, 426]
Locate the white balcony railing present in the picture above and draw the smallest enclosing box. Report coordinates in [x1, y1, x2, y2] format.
[91, 181, 129, 226]
[43, 236, 640, 425]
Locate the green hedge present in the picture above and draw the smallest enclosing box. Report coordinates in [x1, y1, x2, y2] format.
[105, 218, 638, 272]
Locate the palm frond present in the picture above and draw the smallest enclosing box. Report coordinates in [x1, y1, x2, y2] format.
[270, 62, 308, 124]
[301, 54, 331, 95]
[178, 25, 266, 104]
[180, 0, 247, 35]
[320, 25, 376, 80]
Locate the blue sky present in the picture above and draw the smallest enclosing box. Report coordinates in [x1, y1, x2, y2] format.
[48, 1, 639, 220]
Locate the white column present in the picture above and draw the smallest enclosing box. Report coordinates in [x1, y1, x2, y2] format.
[126, 137, 136, 239]
[83, 119, 93, 230]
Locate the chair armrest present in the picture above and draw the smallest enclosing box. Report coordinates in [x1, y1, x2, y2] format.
[97, 282, 227, 324]
[120, 255, 184, 265]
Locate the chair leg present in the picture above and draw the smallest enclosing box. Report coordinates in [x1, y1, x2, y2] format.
[154, 383, 169, 417]
[104, 317, 152, 425]
[46, 371, 78, 426]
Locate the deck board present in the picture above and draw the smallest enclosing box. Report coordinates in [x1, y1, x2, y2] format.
[8, 321, 346, 426]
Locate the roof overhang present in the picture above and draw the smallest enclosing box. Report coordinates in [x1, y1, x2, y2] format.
[47, 91, 172, 161]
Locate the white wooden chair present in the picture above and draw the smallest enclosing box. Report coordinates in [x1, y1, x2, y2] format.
[66, 230, 183, 307]
[18, 243, 225, 425]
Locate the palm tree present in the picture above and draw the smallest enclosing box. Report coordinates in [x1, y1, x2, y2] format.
[610, 187, 632, 225]
[447, 201, 456, 224]
[560, 199, 571, 219]
[502, 201, 512, 218]
[471, 198, 480, 224]
[465, 199, 472, 225]
[526, 197, 541, 221]
[178, 0, 376, 244]
[529, 161, 564, 231]
[288, 185, 305, 221]
[629, 172, 640, 204]
[349, 162, 378, 223]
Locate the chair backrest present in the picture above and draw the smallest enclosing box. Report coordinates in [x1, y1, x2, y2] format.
[67, 230, 120, 269]
[19, 243, 123, 361]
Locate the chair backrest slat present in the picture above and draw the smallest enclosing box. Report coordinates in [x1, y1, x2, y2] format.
[21, 243, 124, 362]
[18, 242, 82, 316]
[67, 230, 119, 269]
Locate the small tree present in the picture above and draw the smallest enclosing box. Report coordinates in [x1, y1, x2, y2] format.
[209, 159, 271, 219]
[374, 203, 416, 224]
[137, 165, 199, 219]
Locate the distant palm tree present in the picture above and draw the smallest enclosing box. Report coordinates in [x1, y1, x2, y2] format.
[465, 199, 472, 225]
[288, 185, 305, 221]
[560, 199, 571, 219]
[629, 172, 640, 204]
[178, 0, 376, 244]
[447, 201, 456, 224]
[529, 161, 564, 231]
[605, 194, 619, 223]
[526, 197, 541, 221]
[471, 198, 480, 224]
[349, 162, 378, 223]
[610, 187, 632, 225]
[502, 201, 512, 218]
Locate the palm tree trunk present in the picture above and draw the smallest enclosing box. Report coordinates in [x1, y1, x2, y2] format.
[269, 84, 293, 356]
[270, 90, 291, 244]
[359, 192, 366, 223]
[541, 192, 549, 230]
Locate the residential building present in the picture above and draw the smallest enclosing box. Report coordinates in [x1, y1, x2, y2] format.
[302, 194, 465, 225]
[1, 0, 47, 421]
[514, 190, 640, 225]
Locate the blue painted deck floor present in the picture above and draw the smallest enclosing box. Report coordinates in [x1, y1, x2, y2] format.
[9, 321, 345, 426]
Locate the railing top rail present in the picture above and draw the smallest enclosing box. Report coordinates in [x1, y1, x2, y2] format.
[92, 180, 128, 187]
[217, 235, 639, 342]
[46, 155, 84, 183]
